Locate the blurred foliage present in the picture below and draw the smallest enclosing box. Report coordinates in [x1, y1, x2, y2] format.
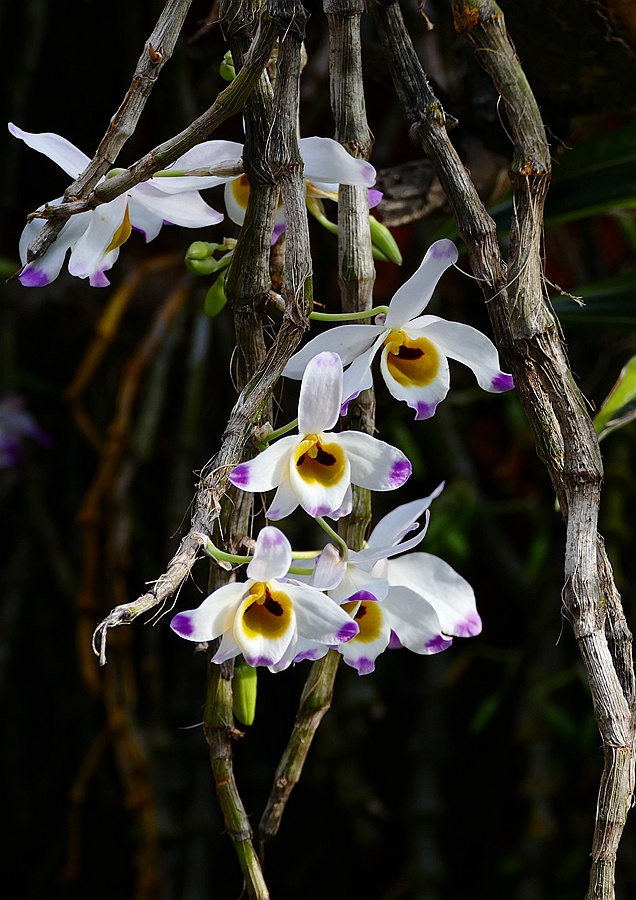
[1, 2, 636, 900]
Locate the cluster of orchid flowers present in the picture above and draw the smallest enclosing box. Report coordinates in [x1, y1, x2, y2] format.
[171, 241, 512, 676]
[10, 118, 514, 680]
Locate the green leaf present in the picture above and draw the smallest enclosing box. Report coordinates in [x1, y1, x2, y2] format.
[593, 354, 636, 440]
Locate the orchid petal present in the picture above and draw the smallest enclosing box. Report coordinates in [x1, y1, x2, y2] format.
[283, 324, 382, 380]
[328, 484, 353, 520]
[149, 140, 243, 193]
[380, 338, 450, 420]
[246, 527, 292, 582]
[311, 543, 346, 591]
[384, 239, 458, 328]
[212, 630, 243, 664]
[337, 430, 411, 491]
[341, 333, 384, 409]
[386, 553, 482, 637]
[299, 137, 376, 187]
[223, 178, 247, 226]
[328, 566, 390, 604]
[338, 600, 391, 675]
[18, 211, 91, 286]
[289, 436, 351, 518]
[233, 587, 297, 667]
[9, 122, 90, 179]
[127, 195, 164, 241]
[411, 317, 514, 393]
[291, 637, 330, 665]
[132, 183, 223, 227]
[381, 585, 451, 654]
[287, 582, 359, 644]
[297, 352, 343, 434]
[170, 582, 246, 642]
[229, 434, 298, 492]
[266, 477, 300, 521]
[366, 485, 444, 552]
[68, 194, 129, 282]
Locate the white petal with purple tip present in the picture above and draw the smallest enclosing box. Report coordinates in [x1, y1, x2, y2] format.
[299, 137, 377, 187]
[337, 430, 411, 491]
[170, 582, 246, 642]
[287, 582, 359, 644]
[266, 477, 300, 521]
[246, 527, 292, 582]
[384, 239, 458, 328]
[297, 351, 343, 434]
[386, 553, 482, 637]
[68, 194, 129, 282]
[409, 316, 513, 393]
[133, 183, 223, 227]
[380, 585, 449, 654]
[229, 434, 298, 492]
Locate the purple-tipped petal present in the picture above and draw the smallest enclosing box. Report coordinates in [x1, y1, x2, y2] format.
[89, 269, 110, 288]
[245, 654, 274, 667]
[171, 613, 196, 638]
[389, 458, 412, 488]
[271, 222, 286, 244]
[415, 400, 438, 421]
[388, 630, 404, 650]
[351, 656, 376, 675]
[454, 612, 483, 637]
[425, 635, 453, 653]
[337, 620, 360, 643]
[347, 590, 380, 603]
[229, 463, 250, 488]
[368, 189, 383, 209]
[491, 372, 515, 392]
[19, 266, 51, 287]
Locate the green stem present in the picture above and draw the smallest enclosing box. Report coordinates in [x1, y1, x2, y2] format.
[310, 305, 388, 322]
[315, 517, 348, 561]
[257, 418, 298, 449]
[200, 538, 252, 566]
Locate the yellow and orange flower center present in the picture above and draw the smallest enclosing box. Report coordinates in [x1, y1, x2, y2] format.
[105, 205, 132, 253]
[241, 582, 292, 639]
[293, 434, 346, 487]
[383, 331, 439, 387]
[342, 599, 383, 643]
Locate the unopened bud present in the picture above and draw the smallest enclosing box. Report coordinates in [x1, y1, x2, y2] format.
[232, 657, 257, 726]
[219, 51, 236, 82]
[203, 271, 228, 318]
[369, 216, 402, 265]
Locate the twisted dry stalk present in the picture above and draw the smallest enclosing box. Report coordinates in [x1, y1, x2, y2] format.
[371, 1, 635, 897]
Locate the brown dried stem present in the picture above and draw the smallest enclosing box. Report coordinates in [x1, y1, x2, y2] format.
[370, 2, 635, 897]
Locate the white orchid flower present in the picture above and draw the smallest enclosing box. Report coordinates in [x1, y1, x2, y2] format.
[170, 526, 358, 670]
[154, 135, 380, 240]
[228, 351, 412, 521]
[9, 123, 223, 287]
[307, 487, 481, 674]
[283, 239, 514, 419]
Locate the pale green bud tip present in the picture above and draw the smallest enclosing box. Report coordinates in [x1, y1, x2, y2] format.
[219, 51, 236, 82]
[106, 167, 128, 179]
[232, 658, 257, 726]
[203, 272, 228, 318]
[186, 241, 217, 261]
[369, 216, 403, 265]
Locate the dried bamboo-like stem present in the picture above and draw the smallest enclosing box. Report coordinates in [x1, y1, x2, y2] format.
[259, 0, 375, 848]
[25, 0, 193, 263]
[370, 2, 635, 897]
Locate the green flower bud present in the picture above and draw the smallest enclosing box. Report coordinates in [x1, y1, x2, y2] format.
[369, 216, 402, 265]
[219, 51, 236, 82]
[203, 271, 228, 318]
[186, 241, 218, 261]
[232, 657, 257, 726]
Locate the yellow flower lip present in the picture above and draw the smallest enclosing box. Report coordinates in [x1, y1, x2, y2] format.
[383, 330, 440, 388]
[231, 173, 284, 210]
[241, 582, 292, 639]
[294, 434, 346, 487]
[342, 598, 383, 643]
[105, 205, 132, 254]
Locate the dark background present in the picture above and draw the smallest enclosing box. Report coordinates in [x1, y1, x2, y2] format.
[2, 1, 636, 898]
